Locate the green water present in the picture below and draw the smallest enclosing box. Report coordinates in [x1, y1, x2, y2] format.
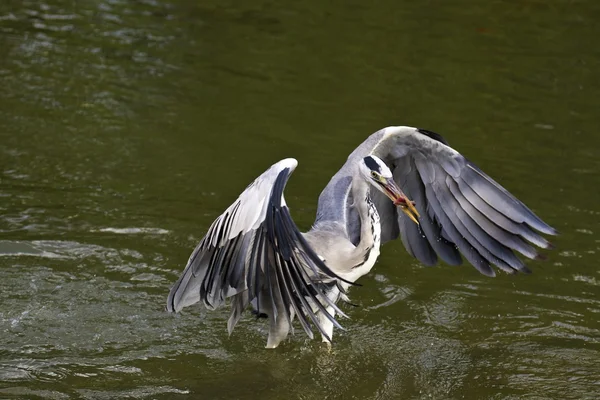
[1, 1, 599, 399]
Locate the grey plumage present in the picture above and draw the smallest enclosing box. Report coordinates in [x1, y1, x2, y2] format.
[167, 126, 557, 348]
[166, 159, 350, 347]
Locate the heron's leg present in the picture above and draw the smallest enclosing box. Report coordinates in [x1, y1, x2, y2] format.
[265, 312, 290, 349]
[318, 306, 335, 344]
[257, 289, 291, 349]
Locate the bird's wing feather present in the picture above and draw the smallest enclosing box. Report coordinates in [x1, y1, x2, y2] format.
[167, 158, 349, 340]
[315, 126, 556, 277]
[369, 126, 556, 276]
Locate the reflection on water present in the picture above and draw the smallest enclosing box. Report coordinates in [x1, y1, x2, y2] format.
[1, 0, 600, 399]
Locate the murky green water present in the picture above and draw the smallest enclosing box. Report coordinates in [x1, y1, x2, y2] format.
[1, 1, 599, 399]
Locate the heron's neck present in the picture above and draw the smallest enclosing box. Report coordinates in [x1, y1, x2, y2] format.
[351, 179, 381, 253]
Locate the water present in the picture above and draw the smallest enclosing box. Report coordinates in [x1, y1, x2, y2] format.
[1, 1, 599, 399]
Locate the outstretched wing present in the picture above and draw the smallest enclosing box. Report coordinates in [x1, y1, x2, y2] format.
[167, 158, 349, 341]
[315, 126, 556, 277]
[370, 126, 557, 276]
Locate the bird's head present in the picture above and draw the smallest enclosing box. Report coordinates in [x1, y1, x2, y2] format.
[359, 155, 420, 225]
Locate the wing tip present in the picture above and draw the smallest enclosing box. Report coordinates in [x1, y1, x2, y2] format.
[166, 282, 180, 313]
[527, 218, 558, 236]
[277, 158, 298, 171]
[482, 268, 496, 278]
[474, 261, 496, 277]
[166, 294, 178, 313]
[541, 240, 555, 250]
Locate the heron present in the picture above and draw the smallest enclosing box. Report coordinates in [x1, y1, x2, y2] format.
[166, 126, 556, 348]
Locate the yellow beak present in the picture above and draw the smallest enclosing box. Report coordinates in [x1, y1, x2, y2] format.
[381, 179, 420, 225]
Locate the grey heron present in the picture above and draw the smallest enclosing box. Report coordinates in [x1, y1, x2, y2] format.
[167, 126, 556, 348]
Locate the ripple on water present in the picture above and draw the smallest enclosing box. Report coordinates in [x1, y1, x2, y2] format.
[0, 239, 168, 259]
[0, 387, 69, 400]
[29, 365, 71, 382]
[0, 234, 227, 396]
[76, 386, 190, 399]
[0, 240, 119, 259]
[422, 291, 465, 330]
[92, 227, 170, 235]
[0, 239, 171, 282]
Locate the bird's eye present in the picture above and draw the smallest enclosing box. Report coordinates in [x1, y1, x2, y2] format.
[371, 171, 379, 179]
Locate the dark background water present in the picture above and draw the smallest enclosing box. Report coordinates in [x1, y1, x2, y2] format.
[1, 1, 599, 399]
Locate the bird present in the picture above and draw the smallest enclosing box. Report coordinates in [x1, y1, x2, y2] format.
[166, 126, 556, 348]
